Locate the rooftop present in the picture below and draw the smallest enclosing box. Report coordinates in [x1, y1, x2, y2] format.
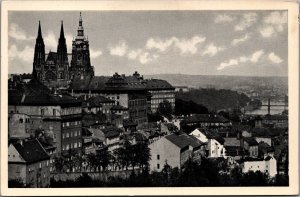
[11, 139, 50, 164]
[165, 132, 202, 150]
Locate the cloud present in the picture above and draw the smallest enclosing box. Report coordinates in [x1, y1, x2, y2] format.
[259, 11, 287, 38]
[231, 34, 250, 46]
[127, 49, 142, 60]
[44, 31, 58, 51]
[259, 26, 275, 38]
[90, 48, 102, 59]
[9, 44, 34, 63]
[109, 41, 128, 56]
[174, 36, 206, 55]
[146, 35, 206, 55]
[139, 52, 158, 64]
[218, 59, 239, 70]
[268, 52, 283, 64]
[235, 13, 257, 31]
[9, 23, 35, 40]
[218, 50, 264, 70]
[214, 14, 235, 23]
[202, 43, 226, 57]
[146, 38, 173, 52]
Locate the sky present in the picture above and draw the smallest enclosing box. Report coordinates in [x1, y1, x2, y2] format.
[8, 10, 288, 76]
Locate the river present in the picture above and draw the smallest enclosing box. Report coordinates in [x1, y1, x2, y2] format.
[245, 101, 288, 115]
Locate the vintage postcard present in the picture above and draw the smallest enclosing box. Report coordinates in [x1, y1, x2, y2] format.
[1, 0, 299, 196]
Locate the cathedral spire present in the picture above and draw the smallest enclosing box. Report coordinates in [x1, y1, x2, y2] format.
[37, 20, 43, 39]
[77, 12, 84, 37]
[59, 20, 65, 39]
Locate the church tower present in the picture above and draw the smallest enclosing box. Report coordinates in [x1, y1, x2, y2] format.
[56, 21, 69, 81]
[32, 21, 45, 81]
[69, 12, 94, 80]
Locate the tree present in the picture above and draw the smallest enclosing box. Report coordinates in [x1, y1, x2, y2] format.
[96, 148, 110, 172]
[157, 100, 173, 118]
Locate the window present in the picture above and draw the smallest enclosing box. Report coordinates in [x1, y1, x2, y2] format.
[66, 144, 69, 150]
[66, 122, 70, 127]
[157, 154, 160, 160]
[53, 109, 56, 116]
[50, 167, 52, 172]
[66, 133, 69, 138]
[28, 168, 31, 172]
[19, 118, 23, 123]
[41, 109, 45, 116]
[157, 164, 160, 169]
[78, 142, 82, 147]
[62, 133, 65, 139]
[74, 142, 78, 148]
[74, 131, 77, 137]
[117, 96, 120, 99]
[39, 163, 42, 168]
[47, 161, 49, 166]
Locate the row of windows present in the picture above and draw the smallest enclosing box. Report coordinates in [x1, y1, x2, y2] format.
[150, 90, 174, 94]
[151, 94, 175, 99]
[151, 98, 175, 104]
[62, 141, 82, 151]
[62, 130, 81, 139]
[62, 121, 81, 128]
[28, 161, 49, 172]
[129, 99, 147, 107]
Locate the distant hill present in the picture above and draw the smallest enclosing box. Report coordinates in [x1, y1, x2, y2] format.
[144, 74, 288, 90]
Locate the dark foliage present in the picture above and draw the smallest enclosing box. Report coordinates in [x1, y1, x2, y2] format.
[175, 99, 209, 115]
[176, 88, 250, 111]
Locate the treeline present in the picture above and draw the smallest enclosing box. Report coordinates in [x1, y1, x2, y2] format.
[176, 88, 250, 111]
[50, 157, 288, 187]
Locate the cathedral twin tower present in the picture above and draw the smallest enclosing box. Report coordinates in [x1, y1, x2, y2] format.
[32, 13, 94, 87]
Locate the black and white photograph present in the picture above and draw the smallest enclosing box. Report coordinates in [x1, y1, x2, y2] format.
[1, 1, 299, 196]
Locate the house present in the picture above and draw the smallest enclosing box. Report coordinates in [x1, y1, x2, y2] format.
[243, 137, 259, 158]
[148, 132, 203, 172]
[241, 156, 277, 177]
[8, 113, 31, 139]
[8, 79, 83, 154]
[8, 139, 50, 187]
[160, 122, 178, 135]
[78, 95, 115, 117]
[145, 78, 175, 113]
[69, 72, 149, 128]
[189, 128, 226, 158]
[181, 114, 231, 133]
[262, 114, 288, 128]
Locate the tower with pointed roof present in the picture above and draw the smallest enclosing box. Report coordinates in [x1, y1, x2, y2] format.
[56, 21, 69, 81]
[69, 12, 94, 80]
[32, 21, 45, 81]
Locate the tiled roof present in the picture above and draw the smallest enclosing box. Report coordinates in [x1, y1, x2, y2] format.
[165, 132, 202, 150]
[101, 127, 123, 139]
[145, 79, 174, 90]
[12, 139, 50, 164]
[8, 79, 81, 107]
[244, 137, 259, 146]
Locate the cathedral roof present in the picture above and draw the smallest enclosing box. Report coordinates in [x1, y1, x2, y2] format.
[46, 52, 58, 63]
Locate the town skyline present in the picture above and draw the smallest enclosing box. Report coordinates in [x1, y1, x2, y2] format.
[8, 11, 288, 77]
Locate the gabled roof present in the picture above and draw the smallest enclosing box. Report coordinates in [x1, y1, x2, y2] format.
[165, 132, 202, 150]
[12, 139, 50, 164]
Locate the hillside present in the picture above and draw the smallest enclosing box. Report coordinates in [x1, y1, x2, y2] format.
[176, 88, 251, 111]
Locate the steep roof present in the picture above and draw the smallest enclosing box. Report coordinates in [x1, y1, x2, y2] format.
[12, 139, 50, 164]
[198, 129, 225, 144]
[165, 132, 202, 150]
[9, 79, 81, 107]
[46, 51, 57, 63]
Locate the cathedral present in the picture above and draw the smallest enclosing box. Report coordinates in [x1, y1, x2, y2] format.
[32, 13, 94, 88]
